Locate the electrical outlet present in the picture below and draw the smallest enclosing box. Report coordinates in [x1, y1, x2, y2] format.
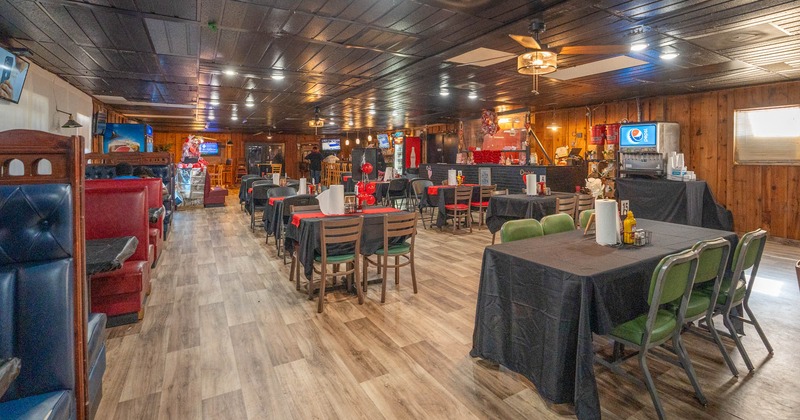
[620, 200, 630, 216]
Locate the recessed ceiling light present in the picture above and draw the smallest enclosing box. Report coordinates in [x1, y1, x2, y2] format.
[208, 115, 215, 121]
[660, 52, 679, 60]
[391, 111, 397, 116]
[329, 121, 335, 125]
[630, 42, 648, 52]
[272, 73, 285, 80]
[210, 100, 219, 106]
[468, 92, 478, 99]
[348, 121, 353, 126]
[369, 109, 376, 115]
[231, 115, 238, 121]
[246, 102, 254, 108]
[440, 90, 450, 96]
[223, 69, 237, 76]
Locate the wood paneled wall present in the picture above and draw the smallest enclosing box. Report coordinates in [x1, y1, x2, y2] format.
[536, 80, 800, 240]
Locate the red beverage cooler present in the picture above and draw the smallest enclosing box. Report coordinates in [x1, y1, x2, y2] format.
[590, 124, 606, 145]
[605, 123, 621, 145]
[392, 135, 421, 175]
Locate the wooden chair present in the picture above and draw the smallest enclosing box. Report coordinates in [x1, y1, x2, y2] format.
[471, 185, 496, 229]
[444, 186, 473, 233]
[490, 189, 509, 244]
[310, 217, 364, 313]
[288, 204, 321, 289]
[362, 213, 418, 303]
[575, 194, 594, 225]
[271, 163, 282, 175]
[208, 164, 222, 187]
[221, 164, 233, 187]
[556, 195, 577, 219]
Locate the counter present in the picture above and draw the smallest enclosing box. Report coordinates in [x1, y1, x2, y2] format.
[419, 163, 587, 193]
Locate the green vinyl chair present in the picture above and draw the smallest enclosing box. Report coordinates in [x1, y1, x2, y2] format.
[595, 249, 706, 420]
[499, 219, 543, 243]
[540, 213, 575, 235]
[683, 238, 738, 376]
[696, 229, 772, 372]
[579, 208, 595, 229]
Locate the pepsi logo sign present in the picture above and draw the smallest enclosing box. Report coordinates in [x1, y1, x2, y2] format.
[627, 128, 645, 144]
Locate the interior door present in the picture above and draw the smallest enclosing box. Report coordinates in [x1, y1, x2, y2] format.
[245, 144, 264, 175]
[427, 133, 442, 164]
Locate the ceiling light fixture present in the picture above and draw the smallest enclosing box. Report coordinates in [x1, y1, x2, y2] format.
[245, 101, 254, 108]
[468, 92, 478, 99]
[517, 51, 557, 94]
[210, 100, 219, 106]
[630, 42, 648, 52]
[660, 52, 679, 60]
[267, 129, 272, 140]
[369, 109, 376, 115]
[547, 107, 560, 131]
[272, 72, 285, 80]
[440, 89, 450, 96]
[355, 131, 360, 144]
[231, 115, 238, 121]
[367, 128, 372, 142]
[56, 110, 82, 128]
[208, 114, 215, 121]
[223, 69, 237, 76]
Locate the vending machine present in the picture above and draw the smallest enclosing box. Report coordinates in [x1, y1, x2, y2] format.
[389, 134, 421, 176]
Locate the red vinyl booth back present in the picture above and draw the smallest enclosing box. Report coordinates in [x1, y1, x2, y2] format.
[87, 178, 163, 212]
[85, 186, 149, 262]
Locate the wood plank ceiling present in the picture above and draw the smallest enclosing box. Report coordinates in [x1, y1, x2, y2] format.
[1, 0, 800, 133]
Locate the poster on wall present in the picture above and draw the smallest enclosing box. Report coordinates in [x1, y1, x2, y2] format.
[404, 136, 421, 169]
[93, 109, 107, 136]
[103, 123, 153, 153]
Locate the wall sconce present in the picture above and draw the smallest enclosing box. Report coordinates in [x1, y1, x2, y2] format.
[56, 110, 82, 128]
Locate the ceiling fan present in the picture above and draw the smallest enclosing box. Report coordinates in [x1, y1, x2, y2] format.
[510, 18, 630, 94]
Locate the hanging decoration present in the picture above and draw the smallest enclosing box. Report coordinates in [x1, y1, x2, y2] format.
[458, 120, 465, 151]
[480, 108, 498, 136]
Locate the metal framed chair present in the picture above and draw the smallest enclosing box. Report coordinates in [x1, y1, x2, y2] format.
[579, 208, 595, 229]
[700, 229, 772, 372]
[409, 179, 433, 229]
[500, 219, 543, 243]
[238, 174, 259, 210]
[444, 186, 473, 233]
[471, 185, 496, 229]
[248, 181, 274, 232]
[682, 238, 738, 376]
[540, 213, 575, 235]
[278, 195, 319, 261]
[362, 212, 418, 303]
[289, 204, 321, 290]
[310, 217, 364, 313]
[385, 178, 408, 208]
[264, 186, 297, 244]
[490, 189, 509, 245]
[595, 249, 706, 420]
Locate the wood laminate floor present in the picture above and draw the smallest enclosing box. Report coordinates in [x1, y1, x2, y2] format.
[97, 196, 800, 419]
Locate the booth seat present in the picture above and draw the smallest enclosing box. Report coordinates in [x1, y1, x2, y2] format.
[86, 164, 175, 240]
[204, 171, 228, 207]
[87, 179, 164, 266]
[0, 184, 106, 420]
[85, 185, 152, 324]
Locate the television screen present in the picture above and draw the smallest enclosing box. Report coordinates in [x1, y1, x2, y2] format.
[377, 133, 390, 149]
[103, 123, 146, 153]
[199, 141, 219, 155]
[321, 138, 341, 151]
[0, 46, 30, 104]
[619, 124, 657, 148]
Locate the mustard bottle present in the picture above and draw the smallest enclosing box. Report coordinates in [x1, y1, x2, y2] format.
[623, 211, 637, 244]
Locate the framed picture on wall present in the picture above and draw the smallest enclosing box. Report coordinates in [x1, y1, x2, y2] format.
[479, 167, 491, 185]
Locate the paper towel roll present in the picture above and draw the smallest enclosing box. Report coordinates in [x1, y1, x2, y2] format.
[448, 169, 457, 186]
[526, 174, 537, 196]
[326, 184, 345, 215]
[272, 173, 281, 185]
[299, 178, 307, 195]
[595, 199, 619, 245]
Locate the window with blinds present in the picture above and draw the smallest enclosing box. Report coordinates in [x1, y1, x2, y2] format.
[734, 105, 800, 165]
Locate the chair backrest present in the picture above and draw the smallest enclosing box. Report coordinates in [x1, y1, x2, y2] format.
[576, 194, 594, 213]
[479, 185, 496, 201]
[320, 217, 363, 259]
[691, 238, 731, 286]
[641, 249, 699, 345]
[727, 228, 768, 305]
[541, 213, 575, 235]
[453, 186, 472, 204]
[283, 195, 319, 216]
[579, 209, 595, 229]
[500, 219, 544, 243]
[388, 178, 408, 192]
[291, 204, 321, 213]
[410, 179, 433, 198]
[267, 186, 297, 198]
[251, 183, 273, 201]
[384, 212, 417, 245]
[556, 195, 577, 217]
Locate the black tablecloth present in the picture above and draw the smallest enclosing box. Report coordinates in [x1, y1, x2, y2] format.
[484, 192, 574, 233]
[262, 199, 285, 239]
[284, 209, 410, 280]
[616, 178, 733, 231]
[149, 206, 164, 224]
[86, 236, 139, 275]
[470, 219, 738, 419]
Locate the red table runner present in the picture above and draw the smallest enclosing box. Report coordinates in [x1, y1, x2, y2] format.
[291, 207, 402, 227]
[268, 196, 286, 206]
[427, 184, 478, 195]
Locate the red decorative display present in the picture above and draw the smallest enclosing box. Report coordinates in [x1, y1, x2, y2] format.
[361, 162, 373, 174]
[472, 150, 503, 164]
[481, 109, 498, 136]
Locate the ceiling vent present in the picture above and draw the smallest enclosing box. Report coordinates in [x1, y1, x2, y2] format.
[687, 22, 792, 51]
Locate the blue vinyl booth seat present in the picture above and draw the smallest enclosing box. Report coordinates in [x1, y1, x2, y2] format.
[0, 185, 107, 419]
[86, 164, 175, 240]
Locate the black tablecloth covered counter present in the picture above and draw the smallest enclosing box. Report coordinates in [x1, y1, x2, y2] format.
[484, 192, 574, 233]
[86, 236, 138, 275]
[616, 178, 733, 231]
[470, 219, 738, 419]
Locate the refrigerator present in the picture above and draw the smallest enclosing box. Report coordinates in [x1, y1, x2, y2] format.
[392, 136, 421, 176]
[103, 123, 153, 153]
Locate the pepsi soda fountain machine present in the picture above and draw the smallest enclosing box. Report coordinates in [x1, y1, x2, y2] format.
[617, 122, 680, 177]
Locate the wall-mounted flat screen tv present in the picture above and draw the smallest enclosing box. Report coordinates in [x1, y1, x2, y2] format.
[377, 133, 390, 149]
[321, 138, 341, 151]
[199, 141, 220, 155]
[0, 46, 30, 104]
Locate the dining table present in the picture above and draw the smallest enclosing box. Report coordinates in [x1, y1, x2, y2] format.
[484, 192, 575, 233]
[418, 184, 481, 228]
[470, 219, 738, 420]
[284, 207, 410, 280]
[262, 196, 288, 239]
[85, 236, 139, 276]
[148, 206, 164, 224]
